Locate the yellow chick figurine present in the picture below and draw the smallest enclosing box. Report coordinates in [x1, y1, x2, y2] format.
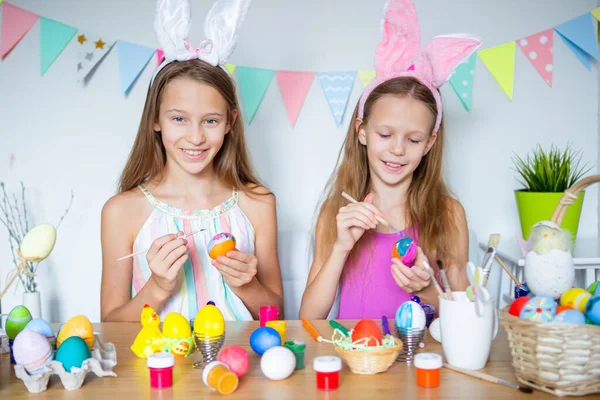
[130, 304, 166, 358]
[524, 221, 574, 299]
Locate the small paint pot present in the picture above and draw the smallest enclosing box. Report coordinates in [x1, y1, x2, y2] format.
[265, 320, 286, 343]
[203, 361, 239, 395]
[514, 282, 530, 299]
[147, 352, 175, 389]
[284, 340, 306, 370]
[414, 353, 442, 388]
[259, 305, 278, 327]
[313, 356, 342, 391]
[422, 304, 436, 328]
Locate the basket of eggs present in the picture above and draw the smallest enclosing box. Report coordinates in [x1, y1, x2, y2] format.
[331, 319, 402, 375]
[499, 175, 600, 397]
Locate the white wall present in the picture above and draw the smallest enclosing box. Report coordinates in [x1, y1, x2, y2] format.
[0, 0, 597, 322]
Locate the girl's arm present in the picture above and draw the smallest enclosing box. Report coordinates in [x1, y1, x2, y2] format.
[441, 199, 470, 292]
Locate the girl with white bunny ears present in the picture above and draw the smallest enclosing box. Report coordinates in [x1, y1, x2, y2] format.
[100, 0, 284, 323]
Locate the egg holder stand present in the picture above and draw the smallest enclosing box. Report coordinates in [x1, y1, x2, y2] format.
[394, 326, 426, 365]
[500, 174, 600, 397]
[14, 333, 117, 393]
[192, 332, 226, 369]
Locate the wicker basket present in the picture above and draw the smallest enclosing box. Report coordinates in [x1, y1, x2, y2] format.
[333, 337, 403, 375]
[500, 174, 600, 397]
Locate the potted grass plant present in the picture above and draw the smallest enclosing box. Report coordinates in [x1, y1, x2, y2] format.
[513, 143, 591, 241]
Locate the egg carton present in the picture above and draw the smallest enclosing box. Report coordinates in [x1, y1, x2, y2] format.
[14, 334, 117, 393]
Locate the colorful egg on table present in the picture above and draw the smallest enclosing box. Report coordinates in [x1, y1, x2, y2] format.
[560, 288, 591, 313]
[260, 346, 295, 380]
[587, 281, 600, 296]
[585, 296, 600, 325]
[519, 295, 557, 322]
[249, 326, 281, 355]
[218, 345, 250, 377]
[56, 315, 94, 349]
[509, 296, 531, 317]
[392, 237, 417, 265]
[13, 330, 53, 375]
[556, 305, 572, 315]
[193, 304, 225, 337]
[24, 318, 56, 347]
[55, 336, 91, 372]
[395, 301, 426, 331]
[208, 233, 236, 259]
[351, 319, 383, 347]
[163, 312, 192, 339]
[5, 305, 33, 340]
[552, 309, 586, 325]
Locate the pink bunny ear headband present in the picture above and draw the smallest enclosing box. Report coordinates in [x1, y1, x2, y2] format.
[358, 0, 482, 133]
[151, 0, 251, 84]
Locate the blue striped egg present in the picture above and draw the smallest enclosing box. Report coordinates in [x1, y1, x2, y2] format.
[395, 301, 426, 330]
[13, 330, 53, 375]
[24, 318, 56, 348]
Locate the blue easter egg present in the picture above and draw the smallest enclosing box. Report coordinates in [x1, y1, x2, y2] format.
[552, 309, 586, 325]
[24, 318, 56, 347]
[519, 295, 557, 322]
[395, 301, 426, 330]
[55, 336, 91, 372]
[249, 327, 281, 355]
[585, 296, 600, 325]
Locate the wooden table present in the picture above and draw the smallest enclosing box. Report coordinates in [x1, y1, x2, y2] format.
[1, 320, 560, 399]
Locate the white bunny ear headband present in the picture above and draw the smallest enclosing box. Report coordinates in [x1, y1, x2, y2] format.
[151, 0, 251, 84]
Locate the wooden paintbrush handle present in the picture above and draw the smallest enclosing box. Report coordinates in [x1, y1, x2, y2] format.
[494, 255, 523, 287]
[340, 192, 390, 228]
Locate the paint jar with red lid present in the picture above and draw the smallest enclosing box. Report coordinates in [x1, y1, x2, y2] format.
[313, 356, 342, 390]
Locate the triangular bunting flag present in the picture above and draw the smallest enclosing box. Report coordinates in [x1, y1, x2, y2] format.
[556, 30, 592, 70]
[117, 40, 156, 95]
[449, 53, 477, 111]
[358, 70, 376, 87]
[40, 17, 77, 75]
[517, 29, 554, 87]
[275, 71, 315, 128]
[156, 49, 164, 66]
[237, 67, 274, 123]
[225, 64, 236, 75]
[76, 32, 115, 81]
[555, 13, 600, 61]
[592, 7, 600, 21]
[1, 3, 39, 59]
[478, 42, 515, 101]
[317, 71, 355, 126]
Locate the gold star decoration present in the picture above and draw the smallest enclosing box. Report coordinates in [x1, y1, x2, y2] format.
[95, 39, 106, 49]
[77, 34, 87, 44]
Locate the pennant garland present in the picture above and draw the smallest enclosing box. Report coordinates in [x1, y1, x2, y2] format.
[1, 2, 39, 59]
[555, 13, 600, 62]
[156, 49, 164, 66]
[276, 71, 315, 128]
[40, 17, 77, 75]
[116, 40, 155, 95]
[358, 70, 376, 88]
[317, 72, 355, 126]
[225, 64, 236, 75]
[76, 32, 115, 81]
[449, 54, 477, 111]
[237, 67, 274, 123]
[479, 42, 515, 101]
[517, 29, 553, 87]
[557, 31, 592, 70]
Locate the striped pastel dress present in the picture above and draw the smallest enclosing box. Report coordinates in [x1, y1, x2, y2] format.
[131, 184, 254, 321]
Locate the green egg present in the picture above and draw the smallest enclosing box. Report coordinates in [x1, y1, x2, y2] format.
[6, 305, 32, 340]
[55, 336, 91, 372]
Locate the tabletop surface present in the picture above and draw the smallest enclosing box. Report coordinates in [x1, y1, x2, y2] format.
[1, 320, 562, 399]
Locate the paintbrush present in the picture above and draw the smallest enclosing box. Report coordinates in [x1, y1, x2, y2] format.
[423, 261, 446, 299]
[443, 363, 533, 393]
[481, 233, 500, 287]
[440, 269, 453, 301]
[116, 230, 204, 261]
[494, 255, 525, 289]
[341, 192, 401, 233]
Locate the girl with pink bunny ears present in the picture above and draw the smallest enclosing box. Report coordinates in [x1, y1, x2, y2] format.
[300, 0, 481, 320]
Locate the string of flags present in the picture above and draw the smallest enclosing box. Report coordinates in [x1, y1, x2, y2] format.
[1, 2, 600, 128]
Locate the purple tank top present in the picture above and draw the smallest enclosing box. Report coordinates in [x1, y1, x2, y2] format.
[337, 229, 418, 320]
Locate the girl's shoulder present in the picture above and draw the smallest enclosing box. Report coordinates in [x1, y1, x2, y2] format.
[101, 188, 153, 235]
[237, 184, 276, 227]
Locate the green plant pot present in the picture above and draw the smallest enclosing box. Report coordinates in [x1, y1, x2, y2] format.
[515, 190, 584, 242]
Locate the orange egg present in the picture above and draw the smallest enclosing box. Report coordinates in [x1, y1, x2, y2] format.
[208, 233, 236, 259]
[556, 305, 572, 314]
[351, 319, 382, 347]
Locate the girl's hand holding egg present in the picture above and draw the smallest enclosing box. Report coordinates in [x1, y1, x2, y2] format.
[391, 247, 432, 293]
[212, 251, 258, 288]
[146, 232, 189, 295]
[335, 193, 383, 253]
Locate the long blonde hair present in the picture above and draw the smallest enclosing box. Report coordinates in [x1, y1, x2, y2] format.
[118, 59, 264, 195]
[316, 77, 457, 267]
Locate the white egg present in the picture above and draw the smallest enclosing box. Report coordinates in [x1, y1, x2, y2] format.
[260, 346, 295, 380]
[428, 318, 441, 342]
[525, 249, 574, 299]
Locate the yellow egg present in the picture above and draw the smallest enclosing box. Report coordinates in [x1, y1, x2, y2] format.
[560, 288, 591, 312]
[57, 315, 94, 349]
[162, 312, 192, 339]
[193, 304, 225, 336]
[20, 224, 57, 262]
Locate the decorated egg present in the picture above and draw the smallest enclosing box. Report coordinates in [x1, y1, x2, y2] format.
[55, 336, 91, 372]
[585, 296, 600, 325]
[556, 305, 572, 314]
[392, 237, 417, 265]
[24, 318, 56, 347]
[260, 346, 295, 380]
[560, 288, 591, 312]
[249, 326, 281, 355]
[514, 282, 531, 299]
[351, 319, 383, 347]
[395, 301, 426, 331]
[428, 318, 441, 342]
[208, 233, 236, 259]
[56, 315, 94, 348]
[20, 223, 57, 262]
[193, 304, 225, 336]
[170, 339, 191, 356]
[5, 305, 32, 340]
[163, 312, 192, 339]
[552, 309, 586, 325]
[587, 281, 600, 296]
[13, 330, 53, 375]
[218, 345, 250, 377]
[509, 296, 530, 317]
[519, 295, 557, 322]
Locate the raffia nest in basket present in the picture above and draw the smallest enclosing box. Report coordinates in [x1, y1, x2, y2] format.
[499, 308, 600, 397]
[330, 330, 402, 375]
